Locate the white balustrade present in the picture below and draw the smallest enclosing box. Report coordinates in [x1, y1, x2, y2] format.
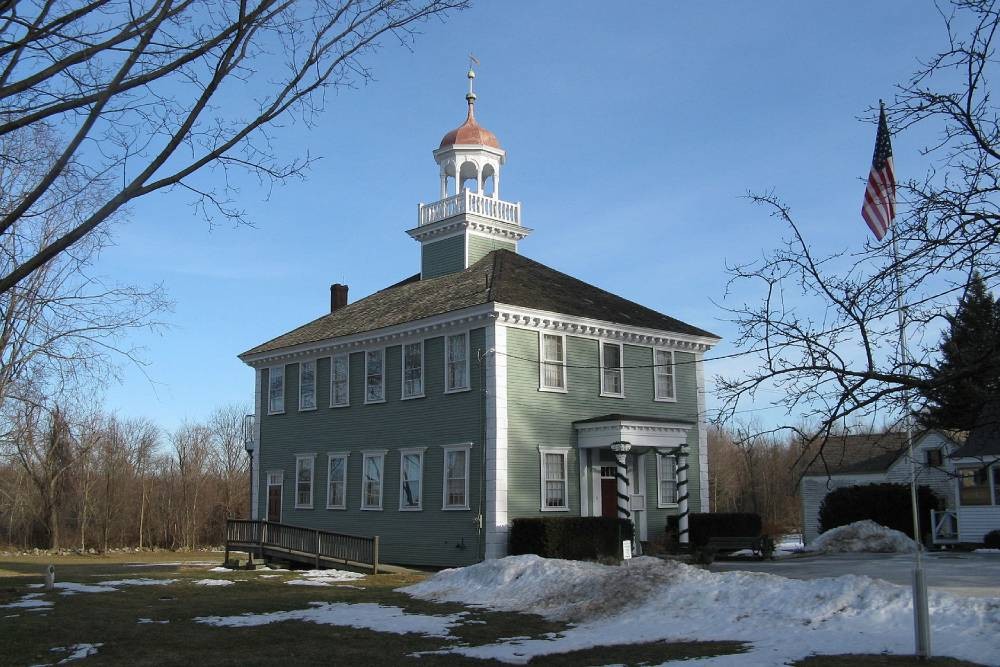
[418, 190, 521, 227]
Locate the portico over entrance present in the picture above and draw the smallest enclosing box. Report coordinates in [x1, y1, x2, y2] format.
[573, 414, 693, 543]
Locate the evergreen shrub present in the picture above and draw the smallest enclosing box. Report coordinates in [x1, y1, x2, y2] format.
[508, 517, 634, 560]
[984, 529, 1000, 549]
[666, 513, 763, 548]
[818, 483, 943, 539]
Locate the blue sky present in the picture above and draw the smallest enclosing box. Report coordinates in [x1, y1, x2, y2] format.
[98, 1, 947, 430]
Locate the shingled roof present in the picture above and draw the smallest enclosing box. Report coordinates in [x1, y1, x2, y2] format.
[240, 249, 719, 359]
[952, 398, 1000, 458]
[800, 432, 910, 476]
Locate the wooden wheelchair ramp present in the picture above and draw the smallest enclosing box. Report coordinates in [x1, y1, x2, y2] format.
[225, 519, 379, 574]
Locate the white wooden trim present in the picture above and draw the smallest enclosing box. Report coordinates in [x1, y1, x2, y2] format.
[329, 352, 350, 408]
[444, 330, 471, 394]
[325, 452, 349, 510]
[363, 348, 386, 405]
[442, 443, 472, 510]
[360, 450, 386, 511]
[652, 347, 677, 402]
[538, 447, 571, 512]
[398, 447, 427, 511]
[484, 325, 509, 558]
[538, 331, 568, 393]
[267, 365, 286, 415]
[579, 447, 591, 517]
[294, 454, 316, 510]
[298, 359, 317, 411]
[400, 340, 426, 400]
[695, 351, 710, 511]
[251, 369, 262, 520]
[599, 340, 625, 398]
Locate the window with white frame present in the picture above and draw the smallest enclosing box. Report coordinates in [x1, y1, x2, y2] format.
[365, 349, 385, 403]
[402, 342, 424, 399]
[958, 465, 994, 506]
[326, 453, 347, 509]
[539, 449, 569, 510]
[268, 366, 285, 414]
[657, 454, 677, 506]
[330, 353, 350, 407]
[299, 360, 316, 410]
[361, 451, 385, 510]
[600, 342, 624, 396]
[445, 333, 469, 392]
[399, 449, 424, 510]
[295, 455, 315, 509]
[653, 349, 675, 401]
[442, 445, 470, 509]
[540, 333, 567, 391]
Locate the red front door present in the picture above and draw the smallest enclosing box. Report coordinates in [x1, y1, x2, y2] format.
[601, 465, 618, 518]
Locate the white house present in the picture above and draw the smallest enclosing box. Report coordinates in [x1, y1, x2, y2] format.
[799, 431, 960, 545]
[932, 401, 1000, 545]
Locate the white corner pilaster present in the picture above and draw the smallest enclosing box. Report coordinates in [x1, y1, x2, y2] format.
[252, 368, 262, 520]
[484, 321, 509, 559]
[695, 352, 709, 511]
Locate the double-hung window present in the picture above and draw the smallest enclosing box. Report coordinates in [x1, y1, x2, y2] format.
[402, 342, 424, 399]
[958, 465, 993, 506]
[268, 366, 285, 414]
[399, 448, 425, 510]
[657, 454, 678, 506]
[299, 360, 316, 410]
[365, 349, 385, 403]
[653, 349, 675, 401]
[330, 353, 350, 407]
[539, 448, 569, 511]
[442, 444, 470, 509]
[361, 450, 385, 510]
[540, 333, 567, 391]
[326, 453, 347, 509]
[600, 342, 624, 397]
[295, 455, 315, 509]
[445, 332, 469, 392]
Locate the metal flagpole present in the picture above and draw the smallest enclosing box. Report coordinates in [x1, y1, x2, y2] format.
[890, 231, 932, 658]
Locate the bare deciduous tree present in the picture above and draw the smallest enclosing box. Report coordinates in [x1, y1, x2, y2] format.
[717, 0, 1000, 456]
[0, 0, 468, 294]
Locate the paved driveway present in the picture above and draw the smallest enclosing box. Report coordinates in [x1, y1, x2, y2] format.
[710, 551, 1000, 598]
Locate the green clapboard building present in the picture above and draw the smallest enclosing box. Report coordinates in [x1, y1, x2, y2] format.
[238, 71, 720, 567]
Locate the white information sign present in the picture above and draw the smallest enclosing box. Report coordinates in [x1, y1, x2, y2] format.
[622, 540, 632, 560]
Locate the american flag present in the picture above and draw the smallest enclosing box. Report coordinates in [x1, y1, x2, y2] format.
[861, 104, 895, 240]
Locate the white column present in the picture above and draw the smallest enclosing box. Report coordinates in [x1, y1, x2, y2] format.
[440, 170, 447, 199]
[677, 446, 690, 545]
[484, 323, 509, 559]
[614, 451, 630, 522]
[494, 169, 501, 199]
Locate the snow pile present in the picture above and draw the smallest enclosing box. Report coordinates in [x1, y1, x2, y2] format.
[810, 520, 917, 553]
[195, 601, 462, 637]
[286, 569, 366, 587]
[403, 554, 1000, 665]
[192, 579, 234, 587]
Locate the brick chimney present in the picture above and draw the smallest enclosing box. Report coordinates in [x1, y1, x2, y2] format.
[330, 283, 349, 313]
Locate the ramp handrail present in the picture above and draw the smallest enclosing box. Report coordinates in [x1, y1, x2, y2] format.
[226, 519, 379, 573]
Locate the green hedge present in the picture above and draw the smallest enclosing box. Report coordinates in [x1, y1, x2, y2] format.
[982, 529, 1000, 549]
[509, 517, 634, 560]
[667, 513, 763, 547]
[818, 483, 943, 539]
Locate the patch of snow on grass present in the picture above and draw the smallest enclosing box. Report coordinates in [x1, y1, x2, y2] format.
[195, 601, 463, 637]
[402, 554, 1000, 666]
[285, 569, 366, 587]
[208, 566, 231, 572]
[287, 579, 331, 587]
[1, 593, 53, 609]
[101, 578, 177, 587]
[126, 562, 182, 568]
[192, 579, 234, 587]
[808, 520, 916, 553]
[258, 574, 281, 579]
[55, 643, 103, 663]
[137, 618, 170, 624]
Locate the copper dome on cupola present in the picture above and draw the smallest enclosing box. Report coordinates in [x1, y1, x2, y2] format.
[438, 70, 501, 149]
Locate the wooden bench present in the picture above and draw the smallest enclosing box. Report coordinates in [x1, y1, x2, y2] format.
[704, 536, 774, 560]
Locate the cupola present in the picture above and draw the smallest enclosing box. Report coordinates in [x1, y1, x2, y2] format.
[409, 68, 531, 279]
